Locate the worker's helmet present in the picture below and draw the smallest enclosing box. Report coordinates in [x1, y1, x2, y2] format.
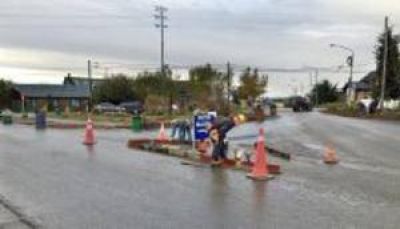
[236, 114, 246, 123]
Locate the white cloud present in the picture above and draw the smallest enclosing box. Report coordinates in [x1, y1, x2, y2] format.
[0, 0, 397, 96]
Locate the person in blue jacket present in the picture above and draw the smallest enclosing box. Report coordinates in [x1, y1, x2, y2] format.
[208, 114, 246, 165]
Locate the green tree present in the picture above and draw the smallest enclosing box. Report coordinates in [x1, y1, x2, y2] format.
[309, 80, 339, 105]
[133, 72, 163, 100]
[374, 27, 400, 99]
[0, 79, 12, 109]
[132, 68, 178, 114]
[189, 64, 227, 110]
[133, 70, 176, 101]
[92, 74, 137, 104]
[237, 67, 267, 100]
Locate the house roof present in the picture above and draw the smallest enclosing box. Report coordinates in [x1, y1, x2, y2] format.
[63, 76, 105, 86]
[14, 84, 90, 98]
[342, 71, 376, 92]
[353, 81, 371, 90]
[360, 71, 377, 84]
[343, 81, 371, 92]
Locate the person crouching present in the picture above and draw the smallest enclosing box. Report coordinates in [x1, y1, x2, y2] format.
[208, 114, 246, 166]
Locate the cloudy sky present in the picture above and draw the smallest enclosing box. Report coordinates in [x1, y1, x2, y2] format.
[0, 0, 399, 96]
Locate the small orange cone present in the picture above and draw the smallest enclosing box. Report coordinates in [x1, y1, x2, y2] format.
[247, 128, 273, 181]
[83, 118, 96, 145]
[157, 122, 169, 142]
[323, 143, 339, 164]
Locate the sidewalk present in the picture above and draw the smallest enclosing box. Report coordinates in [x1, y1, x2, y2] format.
[13, 115, 171, 130]
[13, 115, 130, 129]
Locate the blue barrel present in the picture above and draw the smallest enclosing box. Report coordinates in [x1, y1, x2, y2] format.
[35, 112, 47, 129]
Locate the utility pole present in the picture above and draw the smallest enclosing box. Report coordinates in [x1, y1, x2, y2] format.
[300, 83, 304, 96]
[315, 69, 319, 107]
[21, 94, 25, 114]
[227, 62, 232, 113]
[88, 59, 93, 112]
[154, 5, 170, 114]
[329, 43, 355, 104]
[104, 67, 109, 78]
[347, 54, 354, 103]
[154, 5, 168, 76]
[379, 16, 389, 110]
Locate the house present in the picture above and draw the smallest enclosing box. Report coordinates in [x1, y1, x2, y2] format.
[11, 84, 90, 112]
[63, 73, 105, 88]
[343, 71, 377, 102]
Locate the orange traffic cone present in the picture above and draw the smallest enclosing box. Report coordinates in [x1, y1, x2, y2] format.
[323, 143, 339, 164]
[247, 128, 273, 181]
[157, 122, 169, 142]
[83, 119, 96, 145]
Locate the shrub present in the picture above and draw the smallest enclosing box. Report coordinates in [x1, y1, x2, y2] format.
[144, 95, 168, 115]
[324, 102, 358, 117]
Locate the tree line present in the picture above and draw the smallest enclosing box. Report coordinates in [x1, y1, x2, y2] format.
[374, 27, 400, 99]
[92, 64, 267, 114]
[0, 64, 267, 114]
[0, 79, 12, 109]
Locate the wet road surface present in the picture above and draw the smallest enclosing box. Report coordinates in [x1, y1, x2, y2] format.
[0, 112, 399, 228]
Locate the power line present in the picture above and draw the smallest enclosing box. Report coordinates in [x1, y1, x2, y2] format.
[0, 13, 144, 19]
[0, 24, 151, 29]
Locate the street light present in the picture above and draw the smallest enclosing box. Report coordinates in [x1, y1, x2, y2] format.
[329, 43, 355, 103]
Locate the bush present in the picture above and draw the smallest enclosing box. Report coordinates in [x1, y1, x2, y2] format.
[323, 101, 400, 120]
[144, 95, 168, 115]
[324, 102, 358, 117]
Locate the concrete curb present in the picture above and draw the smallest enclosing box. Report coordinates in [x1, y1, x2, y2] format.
[127, 138, 282, 174]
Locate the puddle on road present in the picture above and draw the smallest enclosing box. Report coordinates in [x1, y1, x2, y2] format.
[339, 161, 400, 177]
[85, 145, 96, 160]
[302, 143, 325, 152]
[278, 177, 368, 208]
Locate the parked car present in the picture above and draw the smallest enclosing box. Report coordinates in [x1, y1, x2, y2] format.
[94, 102, 125, 113]
[261, 98, 278, 116]
[357, 98, 378, 116]
[119, 101, 144, 115]
[291, 96, 313, 112]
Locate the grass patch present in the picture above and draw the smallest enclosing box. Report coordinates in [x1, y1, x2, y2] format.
[47, 112, 191, 123]
[323, 102, 359, 117]
[323, 102, 400, 121]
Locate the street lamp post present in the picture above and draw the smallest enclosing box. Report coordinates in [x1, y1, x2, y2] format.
[330, 43, 355, 103]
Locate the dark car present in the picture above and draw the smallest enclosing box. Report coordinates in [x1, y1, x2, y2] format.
[94, 102, 125, 113]
[291, 96, 313, 112]
[119, 101, 144, 115]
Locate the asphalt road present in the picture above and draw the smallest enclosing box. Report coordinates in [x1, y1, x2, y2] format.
[0, 112, 399, 229]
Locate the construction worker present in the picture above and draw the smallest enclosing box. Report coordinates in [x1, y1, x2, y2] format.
[208, 114, 246, 165]
[171, 118, 192, 142]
